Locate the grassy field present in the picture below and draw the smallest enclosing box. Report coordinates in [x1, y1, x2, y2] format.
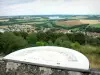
[75, 45, 100, 68]
[89, 24, 100, 28]
[87, 54, 100, 68]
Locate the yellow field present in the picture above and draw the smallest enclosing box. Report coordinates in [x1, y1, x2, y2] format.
[56, 20, 82, 26]
[80, 20, 100, 24]
[56, 20, 100, 26]
[0, 26, 8, 29]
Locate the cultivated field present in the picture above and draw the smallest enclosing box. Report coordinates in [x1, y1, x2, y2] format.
[0, 19, 9, 22]
[22, 22, 45, 25]
[56, 20, 100, 26]
[0, 26, 8, 29]
[80, 20, 100, 24]
[56, 20, 82, 26]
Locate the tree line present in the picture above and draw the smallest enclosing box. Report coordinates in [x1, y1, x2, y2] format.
[0, 30, 100, 55]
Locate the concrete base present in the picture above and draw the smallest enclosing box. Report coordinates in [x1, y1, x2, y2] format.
[0, 60, 100, 75]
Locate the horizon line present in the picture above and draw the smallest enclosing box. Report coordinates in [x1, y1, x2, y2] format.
[0, 14, 100, 17]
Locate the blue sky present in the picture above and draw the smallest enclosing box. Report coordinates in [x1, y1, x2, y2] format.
[0, 0, 100, 16]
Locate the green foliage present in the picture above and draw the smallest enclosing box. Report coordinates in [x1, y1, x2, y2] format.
[37, 31, 48, 41]
[13, 31, 28, 39]
[36, 41, 48, 46]
[45, 30, 62, 42]
[0, 32, 28, 54]
[61, 41, 72, 48]
[20, 32, 28, 39]
[87, 36, 100, 46]
[54, 36, 72, 48]
[68, 24, 89, 31]
[66, 33, 75, 42]
[86, 24, 100, 32]
[9, 18, 17, 22]
[86, 54, 100, 68]
[66, 33, 85, 44]
[74, 33, 85, 44]
[71, 42, 81, 49]
[48, 40, 54, 46]
[36, 30, 64, 42]
[0, 31, 100, 55]
[0, 32, 2, 36]
[26, 33, 37, 45]
[77, 45, 100, 54]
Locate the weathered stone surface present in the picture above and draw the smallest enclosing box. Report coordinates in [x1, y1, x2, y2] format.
[0, 59, 6, 75]
[5, 62, 70, 75]
[0, 59, 100, 75]
[91, 69, 100, 75]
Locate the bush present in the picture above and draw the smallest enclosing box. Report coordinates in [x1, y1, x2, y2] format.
[36, 41, 48, 46]
[78, 45, 100, 54]
[71, 42, 81, 49]
[61, 41, 72, 48]
[0, 32, 28, 54]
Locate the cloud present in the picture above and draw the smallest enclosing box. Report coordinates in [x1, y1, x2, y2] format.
[0, 0, 100, 16]
[0, 0, 35, 6]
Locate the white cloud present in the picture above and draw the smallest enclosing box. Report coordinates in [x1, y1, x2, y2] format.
[0, 0, 100, 16]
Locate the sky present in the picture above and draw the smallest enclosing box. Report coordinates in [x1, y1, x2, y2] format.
[0, 0, 100, 16]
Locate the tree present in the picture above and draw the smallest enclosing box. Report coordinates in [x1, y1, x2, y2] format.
[26, 33, 37, 46]
[87, 37, 100, 46]
[66, 33, 75, 42]
[74, 33, 85, 44]
[61, 41, 72, 48]
[48, 40, 54, 46]
[54, 35, 71, 48]
[37, 31, 48, 41]
[0, 32, 28, 54]
[71, 42, 81, 49]
[0, 32, 2, 37]
[19, 32, 28, 39]
[13, 31, 28, 39]
[45, 31, 58, 42]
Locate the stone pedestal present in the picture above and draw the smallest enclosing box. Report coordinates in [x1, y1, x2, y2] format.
[0, 60, 100, 75]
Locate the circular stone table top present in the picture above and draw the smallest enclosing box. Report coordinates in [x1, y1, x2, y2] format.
[3, 46, 90, 72]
